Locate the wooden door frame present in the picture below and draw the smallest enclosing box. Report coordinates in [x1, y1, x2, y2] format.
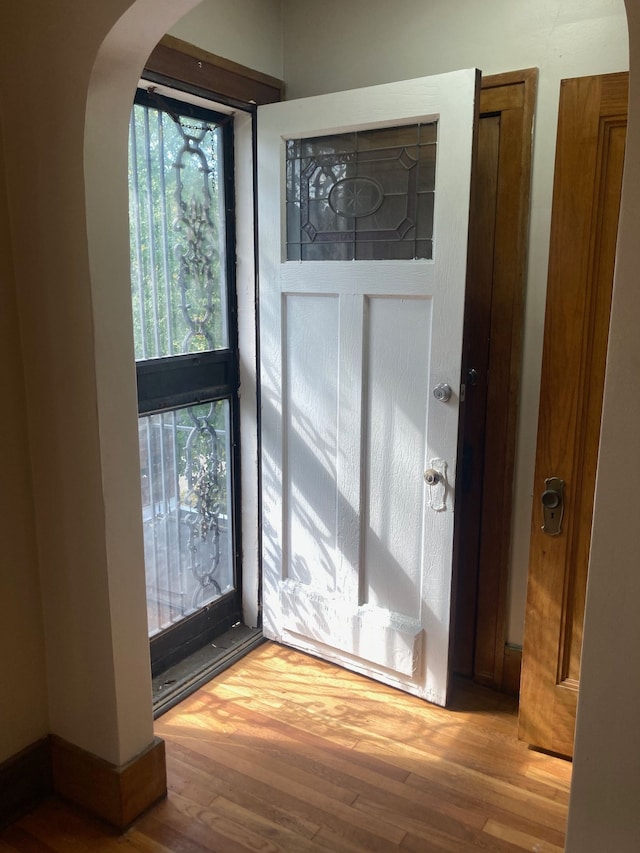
[452, 68, 537, 693]
[145, 34, 284, 105]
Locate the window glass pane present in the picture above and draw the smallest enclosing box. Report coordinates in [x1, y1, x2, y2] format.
[286, 122, 437, 261]
[129, 102, 228, 360]
[416, 192, 435, 239]
[139, 401, 234, 637]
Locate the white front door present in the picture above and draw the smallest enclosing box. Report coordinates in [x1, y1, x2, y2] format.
[258, 70, 478, 706]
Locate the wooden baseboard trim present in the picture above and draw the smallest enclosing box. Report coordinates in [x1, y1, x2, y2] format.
[502, 645, 523, 697]
[0, 738, 52, 829]
[51, 735, 166, 829]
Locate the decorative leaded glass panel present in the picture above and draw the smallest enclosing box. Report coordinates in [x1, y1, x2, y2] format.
[139, 401, 234, 636]
[286, 122, 437, 261]
[129, 102, 228, 359]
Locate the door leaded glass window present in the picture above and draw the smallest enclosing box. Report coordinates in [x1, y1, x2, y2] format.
[286, 122, 437, 261]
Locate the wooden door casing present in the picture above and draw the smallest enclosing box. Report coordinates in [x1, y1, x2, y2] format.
[452, 69, 537, 691]
[519, 72, 628, 757]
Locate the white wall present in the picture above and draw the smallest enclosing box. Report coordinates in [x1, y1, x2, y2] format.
[169, 0, 283, 80]
[281, 0, 629, 645]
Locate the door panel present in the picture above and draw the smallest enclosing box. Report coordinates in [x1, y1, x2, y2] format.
[363, 296, 431, 621]
[284, 293, 340, 593]
[519, 72, 628, 756]
[258, 70, 478, 705]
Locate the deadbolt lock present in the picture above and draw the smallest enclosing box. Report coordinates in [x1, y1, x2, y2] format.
[542, 477, 564, 536]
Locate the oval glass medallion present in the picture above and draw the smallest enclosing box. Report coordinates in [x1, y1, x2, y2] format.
[329, 177, 384, 218]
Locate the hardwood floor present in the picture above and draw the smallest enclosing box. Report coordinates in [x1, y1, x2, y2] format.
[0, 642, 571, 851]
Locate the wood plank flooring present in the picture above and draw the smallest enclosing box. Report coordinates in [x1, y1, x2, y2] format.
[0, 642, 572, 851]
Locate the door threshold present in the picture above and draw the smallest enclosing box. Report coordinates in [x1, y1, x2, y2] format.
[152, 624, 264, 718]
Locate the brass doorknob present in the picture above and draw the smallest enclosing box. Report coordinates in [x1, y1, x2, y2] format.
[542, 490, 560, 509]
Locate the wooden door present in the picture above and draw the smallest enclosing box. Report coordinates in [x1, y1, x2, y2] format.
[258, 70, 478, 706]
[519, 72, 628, 756]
